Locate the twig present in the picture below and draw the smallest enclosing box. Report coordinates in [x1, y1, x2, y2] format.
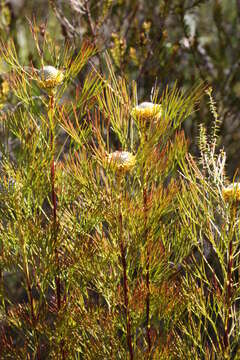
[84, 0, 97, 42]
[118, 188, 133, 360]
[223, 236, 233, 354]
[48, 93, 65, 360]
[144, 188, 151, 354]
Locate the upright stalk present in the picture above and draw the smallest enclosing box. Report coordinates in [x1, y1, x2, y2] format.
[143, 188, 151, 354]
[0, 242, 5, 314]
[223, 239, 233, 355]
[48, 94, 61, 311]
[22, 240, 36, 326]
[48, 93, 65, 359]
[118, 179, 133, 360]
[223, 205, 235, 357]
[143, 131, 151, 354]
[20, 229, 40, 359]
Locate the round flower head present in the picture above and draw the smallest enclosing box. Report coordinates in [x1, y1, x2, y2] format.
[107, 151, 136, 173]
[222, 183, 240, 202]
[131, 102, 162, 123]
[37, 66, 64, 90]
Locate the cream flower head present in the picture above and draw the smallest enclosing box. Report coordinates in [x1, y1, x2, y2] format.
[107, 151, 136, 173]
[37, 65, 64, 90]
[131, 102, 162, 122]
[222, 183, 240, 202]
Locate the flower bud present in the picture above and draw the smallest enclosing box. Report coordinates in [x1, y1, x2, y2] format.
[131, 102, 162, 123]
[38, 65, 64, 90]
[107, 151, 136, 173]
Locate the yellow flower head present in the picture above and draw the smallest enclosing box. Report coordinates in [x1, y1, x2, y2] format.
[107, 151, 136, 173]
[1, 80, 9, 96]
[0, 79, 10, 109]
[37, 66, 64, 90]
[131, 102, 162, 122]
[222, 183, 240, 202]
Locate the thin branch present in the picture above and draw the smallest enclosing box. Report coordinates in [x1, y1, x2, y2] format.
[118, 189, 133, 360]
[144, 188, 151, 354]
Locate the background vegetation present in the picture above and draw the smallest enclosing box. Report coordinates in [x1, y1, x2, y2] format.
[0, 0, 240, 359]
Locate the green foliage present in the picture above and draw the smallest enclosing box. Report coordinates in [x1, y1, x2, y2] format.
[1, 2, 240, 359]
[0, 21, 206, 358]
[174, 91, 240, 359]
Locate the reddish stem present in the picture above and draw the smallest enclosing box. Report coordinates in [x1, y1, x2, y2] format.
[26, 276, 36, 326]
[223, 238, 233, 350]
[51, 157, 61, 311]
[144, 188, 151, 353]
[49, 95, 61, 312]
[49, 95, 65, 360]
[119, 206, 133, 360]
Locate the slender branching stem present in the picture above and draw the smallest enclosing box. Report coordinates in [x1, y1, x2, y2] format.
[19, 229, 36, 326]
[21, 230, 40, 359]
[22, 240, 36, 325]
[223, 206, 235, 356]
[83, 0, 104, 75]
[0, 243, 6, 315]
[118, 182, 133, 360]
[223, 238, 233, 354]
[48, 93, 65, 360]
[143, 131, 151, 354]
[143, 188, 151, 354]
[49, 94, 61, 312]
